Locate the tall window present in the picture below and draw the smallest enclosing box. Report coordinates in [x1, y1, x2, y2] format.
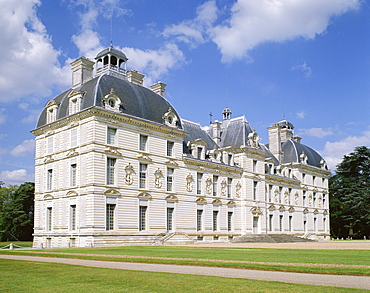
[167, 207, 174, 232]
[167, 168, 174, 191]
[106, 204, 115, 231]
[107, 158, 116, 185]
[314, 217, 317, 232]
[139, 163, 147, 189]
[139, 205, 147, 231]
[278, 187, 282, 203]
[289, 215, 293, 232]
[268, 185, 273, 202]
[71, 128, 77, 148]
[46, 207, 52, 231]
[269, 214, 273, 231]
[47, 136, 53, 154]
[196, 173, 202, 195]
[47, 169, 53, 190]
[303, 191, 307, 206]
[213, 176, 218, 196]
[227, 178, 232, 198]
[107, 127, 116, 145]
[313, 192, 316, 207]
[279, 215, 283, 231]
[70, 205, 76, 231]
[213, 210, 219, 231]
[70, 164, 77, 187]
[253, 160, 257, 172]
[69, 98, 79, 114]
[197, 147, 202, 159]
[197, 209, 203, 231]
[228, 211, 233, 231]
[288, 188, 292, 205]
[323, 194, 326, 207]
[228, 154, 233, 165]
[167, 141, 174, 157]
[139, 135, 148, 151]
[253, 181, 258, 200]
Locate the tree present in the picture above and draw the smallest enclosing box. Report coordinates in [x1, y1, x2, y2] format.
[0, 182, 35, 241]
[329, 146, 370, 239]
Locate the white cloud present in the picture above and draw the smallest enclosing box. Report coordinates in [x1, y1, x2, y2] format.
[298, 127, 333, 138]
[0, 0, 71, 103]
[10, 139, 35, 157]
[211, 0, 360, 62]
[0, 169, 34, 185]
[163, 0, 218, 48]
[320, 131, 370, 170]
[292, 62, 313, 77]
[296, 111, 305, 119]
[122, 43, 185, 86]
[0, 148, 7, 155]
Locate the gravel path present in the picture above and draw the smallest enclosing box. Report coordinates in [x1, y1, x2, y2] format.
[1, 254, 369, 290]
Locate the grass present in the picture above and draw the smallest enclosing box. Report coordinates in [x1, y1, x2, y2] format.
[0, 258, 367, 293]
[0, 246, 369, 276]
[0, 241, 33, 248]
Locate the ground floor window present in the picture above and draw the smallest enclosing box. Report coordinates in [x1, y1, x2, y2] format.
[269, 214, 273, 232]
[197, 209, 203, 231]
[106, 204, 115, 231]
[139, 205, 147, 231]
[227, 211, 233, 231]
[46, 207, 52, 231]
[167, 207, 174, 232]
[213, 210, 218, 231]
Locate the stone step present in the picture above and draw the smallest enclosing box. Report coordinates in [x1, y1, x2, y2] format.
[231, 234, 316, 243]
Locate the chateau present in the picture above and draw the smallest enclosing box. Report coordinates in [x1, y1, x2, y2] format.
[32, 46, 330, 248]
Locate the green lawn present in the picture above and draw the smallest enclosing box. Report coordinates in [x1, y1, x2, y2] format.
[0, 241, 33, 248]
[1, 246, 369, 276]
[0, 259, 367, 293]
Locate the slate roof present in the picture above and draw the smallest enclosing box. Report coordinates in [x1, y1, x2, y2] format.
[281, 139, 326, 169]
[218, 116, 253, 148]
[181, 119, 218, 154]
[36, 74, 181, 129]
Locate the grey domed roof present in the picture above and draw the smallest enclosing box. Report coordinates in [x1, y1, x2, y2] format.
[277, 119, 294, 130]
[36, 74, 181, 128]
[281, 139, 326, 169]
[95, 46, 128, 62]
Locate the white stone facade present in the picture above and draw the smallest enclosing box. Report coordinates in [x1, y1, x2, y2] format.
[32, 47, 330, 248]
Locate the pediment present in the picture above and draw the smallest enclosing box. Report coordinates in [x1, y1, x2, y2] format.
[66, 191, 78, 197]
[212, 199, 222, 205]
[196, 197, 207, 204]
[165, 194, 178, 201]
[138, 192, 152, 199]
[104, 189, 121, 196]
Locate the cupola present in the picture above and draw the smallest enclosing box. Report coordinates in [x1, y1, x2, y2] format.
[222, 107, 232, 120]
[95, 44, 128, 80]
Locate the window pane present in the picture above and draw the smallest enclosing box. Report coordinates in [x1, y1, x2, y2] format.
[70, 164, 77, 187]
[139, 135, 147, 151]
[139, 206, 147, 231]
[139, 164, 147, 189]
[70, 205, 76, 230]
[197, 209, 203, 231]
[107, 158, 116, 185]
[107, 128, 116, 145]
[167, 168, 174, 191]
[106, 204, 115, 231]
[167, 207, 174, 231]
[167, 141, 174, 156]
[213, 210, 218, 231]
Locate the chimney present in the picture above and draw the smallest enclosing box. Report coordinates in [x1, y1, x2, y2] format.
[150, 81, 166, 97]
[210, 120, 221, 145]
[70, 57, 95, 88]
[127, 70, 145, 85]
[268, 123, 282, 162]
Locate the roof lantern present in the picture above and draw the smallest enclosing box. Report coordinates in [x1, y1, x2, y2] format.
[222, 107, 232, 120]
[277, 118, 294, 130]
[95, 44, 128, 79]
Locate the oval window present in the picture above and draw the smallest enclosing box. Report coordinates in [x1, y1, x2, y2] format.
[108, 99, 115, 108]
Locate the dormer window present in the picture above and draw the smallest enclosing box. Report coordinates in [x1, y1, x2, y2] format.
[103, 88, 122, 112]
[163, 107, 178, 128]
[67, 90, 84, 115]
[45, 100, 59, 124]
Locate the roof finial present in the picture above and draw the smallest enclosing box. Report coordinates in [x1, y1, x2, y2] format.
[110, 4, 113, 48]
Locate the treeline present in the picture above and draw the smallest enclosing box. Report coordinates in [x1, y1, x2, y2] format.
[329, 146, 370, 239]
[0, 182, 34, 241]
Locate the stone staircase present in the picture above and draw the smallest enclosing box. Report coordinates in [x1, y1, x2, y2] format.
[231, 234, 316, 243]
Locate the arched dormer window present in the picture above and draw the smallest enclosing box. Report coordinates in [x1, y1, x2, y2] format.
[103, 88, 122, 112]
[163, 107, 178, 128]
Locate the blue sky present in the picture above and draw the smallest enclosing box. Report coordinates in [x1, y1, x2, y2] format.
[0, 0, 369, 185]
